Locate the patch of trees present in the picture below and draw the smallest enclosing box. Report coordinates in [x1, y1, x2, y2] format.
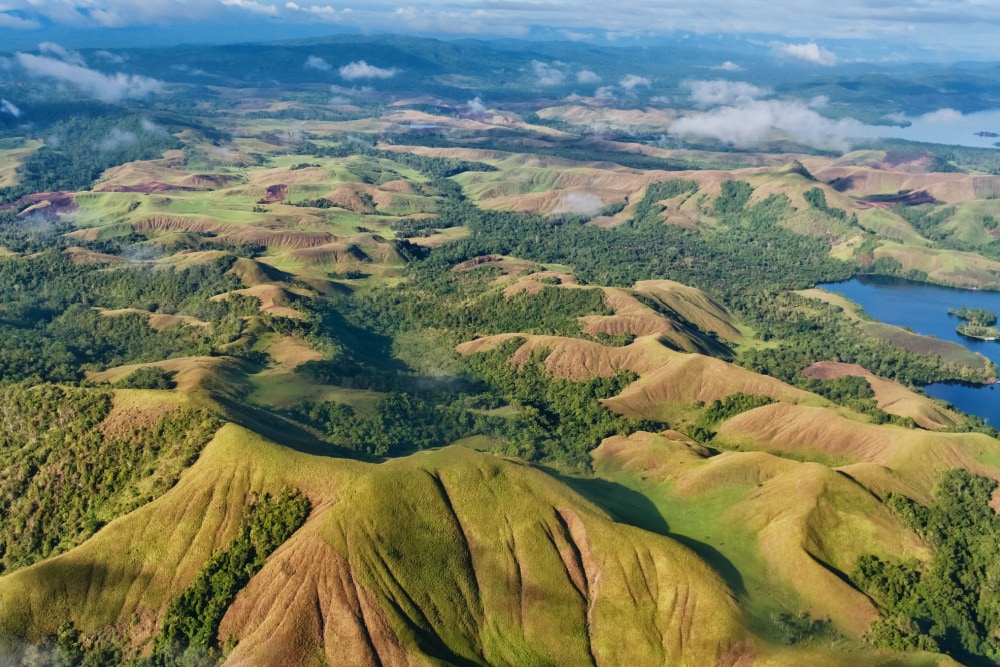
[408, 182, 851, 297]
[803, 187, 847, 221]
[462, 338, 663, 469]
[950, 307, 997, 327]
[0, 252, 256, 382]
[289, 336, 659, 469]
[150, 489, 310, 666]
[0, 114, 180, 205]
[114, 367, 178, 390]
[339, 281, 612, 343]
[801, 375, 915, 427]
[0, 384, 221, 573]
[713, 180, 753, 217]
[631, 179, 699, 225]
[287, 393, 475, 457]
[854, 470, 1000, 665]
[687, 393, 773, 442]
[291, 197, 336, 209]
[892, 203, 956, 243]
[734, 291, 989, 387]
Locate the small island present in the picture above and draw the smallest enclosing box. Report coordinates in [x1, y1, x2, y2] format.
[949, 306, 1000, 340]
[976, 131, 1000, 138]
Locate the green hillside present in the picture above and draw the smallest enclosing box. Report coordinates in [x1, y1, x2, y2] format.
[4, 33, 1000, 667]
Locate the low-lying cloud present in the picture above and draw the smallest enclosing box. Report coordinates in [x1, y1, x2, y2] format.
[94, 50, 125, 64]
[554, 191, 604, 215]
[16, 52, 163, 103]
[577, 69, 601, 84]
[141, 118, 168, 135]
[775, 42, 837, 66]
[532, 61, 565, 86]
[0, 99, 21, 118]
[305, 55, 331, 71]
[339, 60, 399, 80]
[670, 97, 863, 150]
[39, 42, 86, 66]
[685, 79, 769, 107]
[96, 128, 137, 152]
[467, 96, 487, 116]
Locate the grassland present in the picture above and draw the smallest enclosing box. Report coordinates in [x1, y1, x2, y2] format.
[5, 66, 1000, 667]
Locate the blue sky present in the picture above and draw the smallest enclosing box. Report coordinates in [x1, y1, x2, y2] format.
[1, 1, 1000, 61]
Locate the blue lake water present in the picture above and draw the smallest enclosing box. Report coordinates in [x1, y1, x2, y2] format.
[851, 108, 1000, 149]
[819, 277, 1000, 424]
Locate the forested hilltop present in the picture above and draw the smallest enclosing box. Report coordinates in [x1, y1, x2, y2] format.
[3, 34, 1000, 666]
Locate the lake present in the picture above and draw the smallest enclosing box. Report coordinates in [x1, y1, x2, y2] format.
[819, 276, 1000, 424]
[851, 108, 1000, 149]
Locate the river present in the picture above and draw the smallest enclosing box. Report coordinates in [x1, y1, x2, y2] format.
[819, 276, 1000, 424]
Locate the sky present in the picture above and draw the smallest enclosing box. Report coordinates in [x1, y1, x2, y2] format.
[0, 0, 999, 61]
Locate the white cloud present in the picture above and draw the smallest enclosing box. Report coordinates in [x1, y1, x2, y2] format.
[93, 50, 125, 64]
[286, 2, 340, 19]
[467, 96, 487, 115]
[711, 61, 743, 72]
[141, 118, 168, 135]
[595, 86, 616, 100]
[96, 128, 137, 152]
[305, 55, 331, 71]
[0, 12, 39, 29]
[921, 108, 964, 123]
[685, 79, 770, 107]
[0, 99, 21, 118]
[339, 60, 399, 80]
[620, 74, 651, 90]
[577, 69, 601, 84]
[554, 191, 604, 215]
[39, 42, 86, 66]
[16, 53, 163, 103]
[532, 61, 565, 86]
[775, 42, 837, 66]
[218, 0, 278, 15]
[670, 98, 864, 150]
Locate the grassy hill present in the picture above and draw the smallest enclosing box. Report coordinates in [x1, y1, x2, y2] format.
[6, 35, 1000, 666]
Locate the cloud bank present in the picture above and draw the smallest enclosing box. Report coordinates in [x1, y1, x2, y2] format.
[685, 79, 769, 107]
[16, 51, 163, 102]
[577, 69, 601, 84]
[670, 97, 864, 150]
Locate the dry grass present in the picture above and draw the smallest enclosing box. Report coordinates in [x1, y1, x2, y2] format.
[803, 361, 963, 430]
[716, 402, 1000, 496]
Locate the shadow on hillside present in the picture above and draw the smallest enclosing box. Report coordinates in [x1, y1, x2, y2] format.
[215, 396, 363, 460]
[543, 471, 746, 598]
